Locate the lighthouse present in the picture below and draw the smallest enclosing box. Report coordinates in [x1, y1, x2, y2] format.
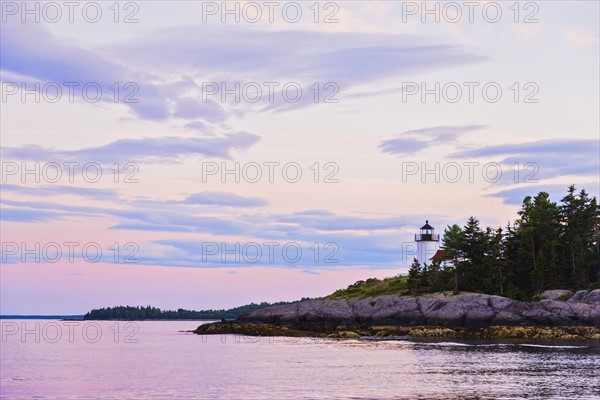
[415, 220, 439, 265]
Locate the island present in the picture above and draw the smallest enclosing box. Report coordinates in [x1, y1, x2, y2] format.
[193, 288, 600, 340]
[83, 186, 600, 340]
[82, 300, 310, 321]
[195, 186, 600, 341]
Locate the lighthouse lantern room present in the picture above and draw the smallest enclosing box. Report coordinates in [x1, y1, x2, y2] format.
[414, 220, 440, 265]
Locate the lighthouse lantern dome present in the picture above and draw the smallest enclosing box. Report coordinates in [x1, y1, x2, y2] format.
[414, 220, 440, 265]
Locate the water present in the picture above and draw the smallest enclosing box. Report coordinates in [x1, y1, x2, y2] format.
[1, 320, 599, 399]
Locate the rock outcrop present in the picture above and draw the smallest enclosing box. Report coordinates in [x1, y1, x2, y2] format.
[236, 290, 600, 329]
[194, 322, 600, 341]
[540, 289, 573, 300]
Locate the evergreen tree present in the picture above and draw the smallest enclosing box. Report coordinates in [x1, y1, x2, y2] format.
[427, 259, 450, 292]
[407, 258, 422, 292]
[441, 224, 464, 290]
[483, 227, 505, 295]
[560, 186, 600, 287]
[409, 186, 597, 298]
[516, 192, 561, 291]
[419, 263, 430, 290]
[458, 217, 487, 291]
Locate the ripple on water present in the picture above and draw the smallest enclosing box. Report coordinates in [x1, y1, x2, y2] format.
[1, 320, 599, 400]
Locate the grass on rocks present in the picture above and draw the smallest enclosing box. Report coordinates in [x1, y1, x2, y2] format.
[326, 276, 409, 300]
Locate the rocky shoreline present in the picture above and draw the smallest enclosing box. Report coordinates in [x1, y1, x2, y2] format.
[194, 290, 600, 340]
[194, 322, 600, 340]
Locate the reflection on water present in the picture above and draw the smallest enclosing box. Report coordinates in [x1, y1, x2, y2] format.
[1, 320, 599, 399]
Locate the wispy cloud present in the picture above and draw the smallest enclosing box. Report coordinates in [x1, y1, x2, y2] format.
[2, 23, 484, 125]
[379, 125, 486, 155]
[486, 183, 600, 205]
[121, 27, 483, 84]
[0, 22, 171, 120]
[1, 132, 260, 164]
[451, 138, 600, 181]
[181, 192, 269, 207]
[1, 207, 65, 223]
[1, 184, 120, 200]
[272, 209, 425, 232]
[1, 195, 442, 269]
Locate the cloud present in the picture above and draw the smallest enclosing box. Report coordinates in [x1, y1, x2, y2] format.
[486, 184, 600, 205]
[272, 210, 425, 231]
[1, 184, 119, 200]
[1, 196, 259, 236]
[110, 209, 256, 236]
[182, 192, 269, 207]
[1, 194, 444, 268]
[0, 207, 64, 223]
[379, 125, 486, 155]
[379, 138, 429, 155]
[2, 22, 483, 124]
[184, 121, 209, 131]
[0, 22, 171, 120]
[123, 27, 483, 114]
[0, 199, 113, 223]
[452, 138, 596, 158]
[301, 270, 320, 275]
[451, 138, 600, 181]
[144, 223, 437, 269]
[1, 132, 260, 164]
[174, 97, 228, 122]
[1, 23, 125, 87]
[565, 28, 600, 47]
[119, 27, 483, 83]
[148, 236, 399, 269]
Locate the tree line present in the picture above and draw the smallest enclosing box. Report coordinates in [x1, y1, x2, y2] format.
[84, 299, 311, 320]
[408, 185, 600, 299]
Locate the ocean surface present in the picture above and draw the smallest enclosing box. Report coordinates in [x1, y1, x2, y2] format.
[1, 320, 599, 399]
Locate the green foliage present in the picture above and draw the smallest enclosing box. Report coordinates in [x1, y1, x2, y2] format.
[407, 258, 422, 292]
[505, 285, 531, 302]
[327, 276, 408, 300]
[331, 185, 599, 301]
[437, 186, 598, 298]
[588, 280, 600, 290]
[556, 293, 573, 302]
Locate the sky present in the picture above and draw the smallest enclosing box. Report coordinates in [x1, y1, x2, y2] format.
[1, 0, 599, 314]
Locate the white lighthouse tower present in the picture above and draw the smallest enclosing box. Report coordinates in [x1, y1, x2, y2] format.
[415, 220, 439, 265]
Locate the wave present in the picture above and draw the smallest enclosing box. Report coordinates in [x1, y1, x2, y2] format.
[518, 344, 588, 349]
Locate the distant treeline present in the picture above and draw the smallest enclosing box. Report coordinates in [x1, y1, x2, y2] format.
[408, 185, 600, 299]
[0, 315, 84, 320]
[83, 299, 312, 320]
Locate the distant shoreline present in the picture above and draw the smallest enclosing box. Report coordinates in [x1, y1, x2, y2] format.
[0, 316, 220, 321]
[0, 315, 84, 320]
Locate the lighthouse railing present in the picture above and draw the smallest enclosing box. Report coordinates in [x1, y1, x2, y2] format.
[415, 233, 440, 241]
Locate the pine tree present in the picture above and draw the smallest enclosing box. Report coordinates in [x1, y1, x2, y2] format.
[441, 224, 464, 290]
[483, 227, 505, 295]
[402, 186, 596, 298]
[517, 192, 561, 291]
[560, 186, 600, 287]
[419, 263, 430, 290]
[458, 217, 487, 291]
[407, 258, 422, 292]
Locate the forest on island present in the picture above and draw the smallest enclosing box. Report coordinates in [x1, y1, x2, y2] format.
[83, 299, 311, 320]
[408, 185, 600, 299]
